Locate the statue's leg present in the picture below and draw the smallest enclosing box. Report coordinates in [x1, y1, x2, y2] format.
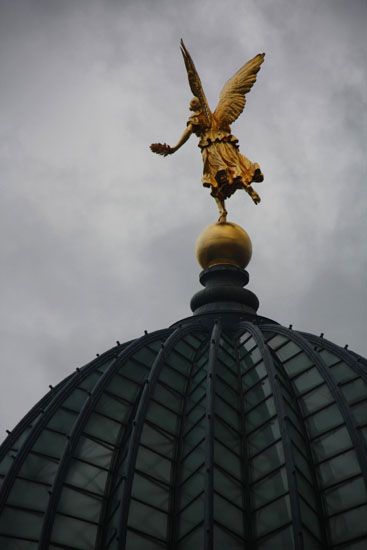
[245, 186, 261, 205]
[215, 197, 227, 223]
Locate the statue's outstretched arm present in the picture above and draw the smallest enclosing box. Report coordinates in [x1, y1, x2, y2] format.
[150, 124, 193, 156]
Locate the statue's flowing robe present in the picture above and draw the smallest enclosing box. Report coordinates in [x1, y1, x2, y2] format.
[188, 113, 263, 202]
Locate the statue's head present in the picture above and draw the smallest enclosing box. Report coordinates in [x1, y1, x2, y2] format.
[189, 97, 200, 112]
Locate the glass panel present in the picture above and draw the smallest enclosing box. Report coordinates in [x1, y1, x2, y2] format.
[300, 498, 321, 540]
[214, 524, 244, 549]
[7, 478, 49, 512]
[252, 466, 288, 509]
[179, 468, 204, 508]
[214, 492, 244, 537]
[246, 397, 276, 433]
[215, 420, 241, 455]
[341, 378, 367, 403]
[318, 449, 360, 487]
[65, 458, 107, 494]
[214, 440, 241, 479]
[242, 362, 267, 387]
[282, 353, 314, 378]
[183, 422, 205, 451]
[214, 467, 243, 509]
[329, 504, 367, 545]
[178, 493, 204, 540]
[159, 366, 186, 394]
[256, 525, 293, 549]
[351, 400, 367, 425]
[57, 485, 101, 522]
[292, 446, 312, 483]
[245, 379, 271, 409]
[33, 429, 66, 458]
[216, 398, 240, 431]
[338, 539, 367, 550]
[132, 471, 169, 512]
[62, 388, 89, 411]
[301, 384, 333, 415]
[254, 494, 291, 537]
[140, 423, 174, 460]
[177, 524, 203, 549]
[146, 400, 178, 434]
[292, 367, 324, 395]
[78, 371, 103, 392]
[51, 513, 97, 549]
[0, 538, 38, 550]
[0, 506, 43, 539]
[329, 362, 356, 384]
[251, 441, 285, 482]
[94, 393, 130, 423]
[312, 425, 352, 462]
[318, 349, 340, 367]
[83, 412, 121, 445]
[47, 408, 77, 433]
[302, 529, 323, 549]
[125, 529, 164, 550]
[74, 435, 113, 469]
[153, 383, 182, 413]
[19, 451, 58, 484]
[167, 352, 191, 376]
[247, 420, 280, 457]
[135, 445, 171, 485]
[296, 472, 317, 511]
[264, 334, 287, 350]
[128, 497, 168, 540]
[307, 403, 343, 438]
[324, 476, 366, 515]
[133, 346, 158, 366]
[273, 341, 300, 362]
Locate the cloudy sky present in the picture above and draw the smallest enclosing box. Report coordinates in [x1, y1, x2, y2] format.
[0, 0, 366, 437]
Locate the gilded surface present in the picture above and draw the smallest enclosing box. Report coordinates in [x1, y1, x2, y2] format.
[196, 222, 252, 269]
[151, 40, 265, 223]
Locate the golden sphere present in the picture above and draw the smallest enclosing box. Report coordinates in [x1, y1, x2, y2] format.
[196, 222, 252, 269]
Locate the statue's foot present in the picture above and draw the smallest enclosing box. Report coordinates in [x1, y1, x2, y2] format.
[250, 190, 261, 204]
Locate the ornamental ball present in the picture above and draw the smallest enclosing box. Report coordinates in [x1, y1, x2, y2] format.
[195, 222, 252, 269]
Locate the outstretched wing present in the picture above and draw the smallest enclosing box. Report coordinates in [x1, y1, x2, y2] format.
[214, 53, 265, 128]
[180, 39, 212, 126]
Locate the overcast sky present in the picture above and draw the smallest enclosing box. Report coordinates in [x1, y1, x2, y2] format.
[0, 0, 366, 437]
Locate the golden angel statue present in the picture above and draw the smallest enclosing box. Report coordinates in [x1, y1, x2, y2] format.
[150, 40, 265, 223]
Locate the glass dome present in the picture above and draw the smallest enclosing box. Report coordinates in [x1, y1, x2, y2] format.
[0, 264, 366, 549]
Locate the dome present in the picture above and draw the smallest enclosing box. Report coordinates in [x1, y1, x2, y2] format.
[0, 262, 366, 550]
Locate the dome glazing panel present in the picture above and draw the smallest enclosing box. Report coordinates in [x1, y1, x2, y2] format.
[0, 316, 366, 550]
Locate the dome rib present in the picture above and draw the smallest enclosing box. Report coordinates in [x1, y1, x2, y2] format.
[0, 372, 73, 468]
[116, 323, 205, 549]
[233, 332, 253, 543]
[301, 332, 367, 384]
[239, 322, 305, 549]
[168, 331, 210, 547]
[38, 330, 170, 549]
[266, 326, 367, 485]
[203, 321, 220, 550]
[0, 352, 112, 512]
[267, 341, 328, 545]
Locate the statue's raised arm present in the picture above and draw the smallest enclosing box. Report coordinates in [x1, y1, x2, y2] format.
[150, 41, 265, 223]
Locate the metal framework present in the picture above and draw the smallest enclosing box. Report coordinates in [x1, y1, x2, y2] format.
[0, 318, 367, 549]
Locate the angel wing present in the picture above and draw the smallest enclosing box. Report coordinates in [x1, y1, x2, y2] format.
[214, 53, 265, 129]
[180, 40, 212, 126]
